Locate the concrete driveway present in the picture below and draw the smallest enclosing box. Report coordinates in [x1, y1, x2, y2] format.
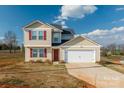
[66, 63, 124, 88]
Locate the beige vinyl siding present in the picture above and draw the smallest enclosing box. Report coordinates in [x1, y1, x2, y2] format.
[25, 47, 52, 62]
[62, 37, 97, 47]
[24, 22, 53, 47]
[24, 28, 52, 47]
[25, 22, 51, 29]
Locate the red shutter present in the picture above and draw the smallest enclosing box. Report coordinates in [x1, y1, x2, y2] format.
[44, 48, 47, 57]
[30, 48, 32, 58]
[29, 30, 32, 40]
[44, 31, 46, 40]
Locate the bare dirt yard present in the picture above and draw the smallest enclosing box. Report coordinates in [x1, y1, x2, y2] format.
[0, 52, 94, 88]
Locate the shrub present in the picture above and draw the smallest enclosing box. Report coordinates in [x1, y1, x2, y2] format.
[106, 51, 112, 56]
[120, 52, 124, 55]
[59, 60, 65, 64]
[29, 60, 35, 63]
[36, 59, 43, 63]
[44, 59, 52, 64]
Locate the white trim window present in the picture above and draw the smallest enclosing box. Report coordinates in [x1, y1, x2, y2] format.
[31, 48, 46, 58]
[39, 48, 44, 57]
[53, 32, 61, 43]
[32, 48, 38, 57]
[39, 31, 43, 40]
[31, 31, 37, 40]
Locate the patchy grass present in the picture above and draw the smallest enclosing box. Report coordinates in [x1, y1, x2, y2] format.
[105, 55, 124, 61]
[99, 61, 124, 74]
[99, 56, 124, 74]
[0, 52, 24, 67]
[0, 52, 94, 88]
[0, 77, 30, 88]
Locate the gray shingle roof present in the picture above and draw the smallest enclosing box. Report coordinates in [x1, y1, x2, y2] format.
[50, 24, 75, 34]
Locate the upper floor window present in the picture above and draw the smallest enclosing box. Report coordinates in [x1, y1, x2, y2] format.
[32, 31, 37, 40]
[29, 30, 47, 40]
[53, 32, 61, 43]
[39, 31, 43, 40]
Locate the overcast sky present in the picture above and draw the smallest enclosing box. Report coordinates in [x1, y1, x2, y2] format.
[0, 5, 124, 46]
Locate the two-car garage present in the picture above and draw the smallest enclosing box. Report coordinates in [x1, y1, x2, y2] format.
[60, 36, 101, 63]
[65, 50, 96, 63]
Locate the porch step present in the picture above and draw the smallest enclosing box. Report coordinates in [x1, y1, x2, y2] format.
[53, 61, 59, 65]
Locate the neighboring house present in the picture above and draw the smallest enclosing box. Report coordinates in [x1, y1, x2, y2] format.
[23, 20, 101, 63]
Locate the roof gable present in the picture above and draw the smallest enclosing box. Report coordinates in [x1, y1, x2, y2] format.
[23, 20, 62, 31]
[50, 24, 75, 34]
[60, 36, 101, 47]
[24, 20, 45, 28]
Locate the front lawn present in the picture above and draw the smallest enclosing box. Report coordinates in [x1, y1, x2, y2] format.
[0, 52, 94, 88]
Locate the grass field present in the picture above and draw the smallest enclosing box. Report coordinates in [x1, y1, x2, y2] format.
[0, 52, 94, 88]
[0, 52, 24, 67]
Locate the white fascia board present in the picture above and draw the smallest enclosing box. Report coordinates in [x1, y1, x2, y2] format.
[24, 28, 52, 31]
[24, 45, 51, 47]
[61, 45, 101, 48]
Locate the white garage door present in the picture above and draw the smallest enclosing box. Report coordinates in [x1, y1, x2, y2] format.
[65, 50, 96, 63]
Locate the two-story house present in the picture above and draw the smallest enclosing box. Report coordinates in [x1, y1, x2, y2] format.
[23, 20, 101, 63]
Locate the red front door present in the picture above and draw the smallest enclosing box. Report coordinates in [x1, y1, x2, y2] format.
[53, 49, 59, 61]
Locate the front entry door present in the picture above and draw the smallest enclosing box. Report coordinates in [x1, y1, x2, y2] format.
[53, 49, 59, 61]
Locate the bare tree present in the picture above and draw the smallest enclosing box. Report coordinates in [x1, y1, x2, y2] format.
[21, 43, 25, 53]
[4, 31, 17, 53]
[107, 43, 116, 55]
[13, 33, 17, 53]
[119, 44, 124, 55]
[101, 47, 108, 56]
